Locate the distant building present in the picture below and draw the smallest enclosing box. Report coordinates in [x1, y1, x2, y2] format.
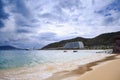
[63, 41, 84, 49]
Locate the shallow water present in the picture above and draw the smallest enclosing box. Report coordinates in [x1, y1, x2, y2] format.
[0, 50, 112, 69]
[0, 50, 113, 80]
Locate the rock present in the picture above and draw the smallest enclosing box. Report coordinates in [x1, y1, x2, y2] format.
[113, 35, 120, 53]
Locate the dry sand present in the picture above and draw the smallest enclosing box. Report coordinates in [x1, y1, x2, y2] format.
[77, 54, 120, 80]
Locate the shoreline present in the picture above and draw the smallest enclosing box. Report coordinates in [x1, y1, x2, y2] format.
[45, 54, 119, 80]
[0, 53, 117, 80]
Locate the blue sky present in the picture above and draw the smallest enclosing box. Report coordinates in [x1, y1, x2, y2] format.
[0, 0, 120, 48]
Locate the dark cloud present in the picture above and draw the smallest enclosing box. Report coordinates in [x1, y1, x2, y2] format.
[104, 17, 114, 25]
[97, 0, 120, 26]
[16, 29, 31, 33]
[59, 0, 82, 10]
[15, 16, 31, 27]
[0, 0, 9, 28]
[106, 0, 120, 11]
[55, 0, 85, 23]
[0, 21, 4, 28]
[8, 0, 30, 17]
[92, 0, 95, 5]
[39, 12, 67, 23]
[38, 32, 57, 41]
[6, 0, 36, 28]
[38, 0, 84, 24]
[97, 0, 120, 15]
[39, 13, 56, 19]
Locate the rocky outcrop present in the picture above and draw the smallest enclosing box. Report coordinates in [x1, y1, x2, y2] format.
[113, 35, 120, 53]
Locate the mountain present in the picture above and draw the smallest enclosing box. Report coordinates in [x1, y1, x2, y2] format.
[41, 31, 120, 49]
[0, 45, 22, 50]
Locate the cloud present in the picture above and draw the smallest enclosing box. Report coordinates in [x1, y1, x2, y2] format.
[0, 0, 120, 48]
[16, 29, 31, 33]
[8, 0, 30, 16]
[38, 32, 57, 41]
[96, 0, 120, 26]
[0, 0, 9, 28]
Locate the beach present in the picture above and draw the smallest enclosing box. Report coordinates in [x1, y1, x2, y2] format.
[45, 54, 120, 80]
[0, 50, 118, 80]
[77, 54, 120, 80]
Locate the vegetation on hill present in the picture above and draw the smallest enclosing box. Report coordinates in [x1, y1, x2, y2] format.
[41, 31, 120, 49]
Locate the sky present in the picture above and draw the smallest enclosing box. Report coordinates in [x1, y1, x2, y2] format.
[0, 0, 120, 49]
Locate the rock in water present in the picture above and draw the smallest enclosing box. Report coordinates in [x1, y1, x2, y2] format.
[113, 35, 120, 53]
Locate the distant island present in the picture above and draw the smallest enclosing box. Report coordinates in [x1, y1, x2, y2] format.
[41, 31, 120, 50]
[0, 45, 22, 50]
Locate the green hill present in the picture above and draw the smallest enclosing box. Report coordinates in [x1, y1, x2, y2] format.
[41, 31, 120, 49]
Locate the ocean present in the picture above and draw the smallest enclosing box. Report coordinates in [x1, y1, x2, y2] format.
[0, 50, 113, 80]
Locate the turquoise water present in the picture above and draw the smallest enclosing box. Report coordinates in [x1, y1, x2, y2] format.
[0, 50, 110, 69]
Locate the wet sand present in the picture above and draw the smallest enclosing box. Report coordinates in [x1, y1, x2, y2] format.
[45, 54, 119, 80]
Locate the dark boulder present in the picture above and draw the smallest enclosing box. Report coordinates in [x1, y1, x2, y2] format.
[113, 35, 120, 53]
